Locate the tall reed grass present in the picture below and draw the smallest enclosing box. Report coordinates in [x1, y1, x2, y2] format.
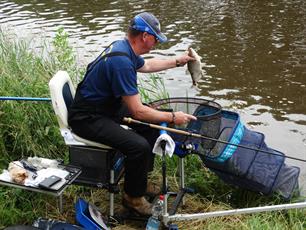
[0, 27, 305, 229]
[0, 29, 63, 166]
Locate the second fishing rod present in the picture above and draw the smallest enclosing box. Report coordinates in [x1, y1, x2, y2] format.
[123, 117, 306, 163]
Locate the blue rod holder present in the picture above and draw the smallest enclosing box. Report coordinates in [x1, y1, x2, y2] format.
[160, 122, 168, 135]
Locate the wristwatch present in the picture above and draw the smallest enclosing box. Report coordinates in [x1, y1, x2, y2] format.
[176, 59, 181, 67]
[171, 112, 176, 123]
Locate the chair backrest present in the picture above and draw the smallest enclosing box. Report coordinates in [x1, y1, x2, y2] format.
[49, 71, 75, 130]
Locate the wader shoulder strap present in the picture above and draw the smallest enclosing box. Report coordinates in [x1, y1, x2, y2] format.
[86, 51, 130, 73]
[78, 50, 130, 87]
[72, 49, 131, 115]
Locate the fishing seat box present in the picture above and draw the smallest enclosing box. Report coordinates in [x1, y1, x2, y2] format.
[69, 146, 124, 188]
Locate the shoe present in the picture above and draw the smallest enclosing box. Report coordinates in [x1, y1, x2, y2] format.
[122, 193, 152, 216]
[146, 182, 161, 196]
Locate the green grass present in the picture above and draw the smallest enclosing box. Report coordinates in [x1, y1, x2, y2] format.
[0, 27, 306, 229]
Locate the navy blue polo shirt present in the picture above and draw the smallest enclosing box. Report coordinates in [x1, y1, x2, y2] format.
[79, 39, 145, 102]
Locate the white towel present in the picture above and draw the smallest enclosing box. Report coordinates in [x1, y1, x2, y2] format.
[153, 133, 175, 157]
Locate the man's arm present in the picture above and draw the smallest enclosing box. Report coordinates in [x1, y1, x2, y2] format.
[122, 94, 196, 125]
[138, 53, 195, 73]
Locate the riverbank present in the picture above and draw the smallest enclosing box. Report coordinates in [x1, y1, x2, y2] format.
[0, 28, 305, 229]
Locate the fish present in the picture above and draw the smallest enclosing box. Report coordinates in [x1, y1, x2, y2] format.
[187, 47, 204, 86]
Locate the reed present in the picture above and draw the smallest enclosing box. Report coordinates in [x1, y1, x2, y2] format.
[0, 29, 64, 165]
[138, 72, 169, 103]
[0, 28, 305, 229]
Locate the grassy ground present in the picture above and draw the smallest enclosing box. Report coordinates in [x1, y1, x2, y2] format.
[0, 28, 306, 229]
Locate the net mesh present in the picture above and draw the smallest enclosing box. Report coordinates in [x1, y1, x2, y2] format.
[149, 97, 222, 152]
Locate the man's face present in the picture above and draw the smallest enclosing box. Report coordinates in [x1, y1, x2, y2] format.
[141, 32, 158, 53]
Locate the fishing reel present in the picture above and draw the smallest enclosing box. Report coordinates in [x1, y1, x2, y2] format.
[174, 142, 198, 158]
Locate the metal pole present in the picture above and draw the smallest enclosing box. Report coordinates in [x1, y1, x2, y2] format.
[178, 158, 185, 205]
[165, 201, 306, 222]
[58, 194, 63, 213]
[109, 169, 115, 217]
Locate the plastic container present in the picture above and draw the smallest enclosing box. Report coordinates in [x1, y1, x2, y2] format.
[75, 198, 101, 230]
[146, 195, 164, 230]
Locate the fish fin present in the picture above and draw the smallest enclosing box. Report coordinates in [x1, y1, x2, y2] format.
[190, 73, 196, 85]
[187, 47, 192, 56]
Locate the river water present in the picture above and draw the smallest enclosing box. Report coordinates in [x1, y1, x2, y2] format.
[1, 0, 306, 191]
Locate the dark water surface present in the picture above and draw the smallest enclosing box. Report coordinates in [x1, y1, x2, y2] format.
[1, 0, 306, 189]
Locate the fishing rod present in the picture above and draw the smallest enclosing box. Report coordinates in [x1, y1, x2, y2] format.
[0, 96, 51, 102]
[123, 117, 306, 163]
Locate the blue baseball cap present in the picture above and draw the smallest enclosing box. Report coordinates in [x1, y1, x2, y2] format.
[130, 12, 167, 43]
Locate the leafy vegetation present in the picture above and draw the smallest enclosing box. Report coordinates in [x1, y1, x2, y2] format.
[138, 72, 169, 104]
[0, 28, 305, 229]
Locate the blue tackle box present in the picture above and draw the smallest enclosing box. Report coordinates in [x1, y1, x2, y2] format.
[75, 198, 109, 230]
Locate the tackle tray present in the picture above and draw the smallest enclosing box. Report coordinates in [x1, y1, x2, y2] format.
[0, 164, 82, 196]
[75, 198, 108, 230]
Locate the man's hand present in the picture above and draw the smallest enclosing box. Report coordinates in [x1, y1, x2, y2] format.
[172, 111, 197, 125]
[175, 52, 196, 67]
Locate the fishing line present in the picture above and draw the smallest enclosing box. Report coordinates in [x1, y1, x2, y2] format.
[123, 117, 306, 163]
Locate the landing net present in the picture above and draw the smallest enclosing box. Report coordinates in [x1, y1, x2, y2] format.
[149, 97, 300, 199]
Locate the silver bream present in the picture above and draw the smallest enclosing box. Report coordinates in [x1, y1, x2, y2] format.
[187, 47, 204, 86]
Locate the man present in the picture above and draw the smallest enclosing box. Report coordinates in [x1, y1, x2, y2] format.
[68, 12, 196, 216]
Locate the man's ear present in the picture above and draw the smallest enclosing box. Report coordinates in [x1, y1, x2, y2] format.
[142, 32, 149, 40]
